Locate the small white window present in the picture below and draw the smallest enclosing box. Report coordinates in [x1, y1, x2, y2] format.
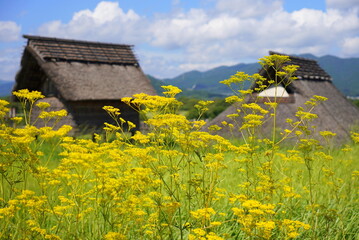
[258, 85, 289, 97]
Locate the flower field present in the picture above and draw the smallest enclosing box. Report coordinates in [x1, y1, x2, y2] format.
[0, 55, 358, 239]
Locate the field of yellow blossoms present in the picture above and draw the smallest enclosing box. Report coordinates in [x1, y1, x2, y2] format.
[0, 55, 358, 239]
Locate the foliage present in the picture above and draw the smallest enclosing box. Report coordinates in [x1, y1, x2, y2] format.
[0, 96, 21, 114]
[0, 55, 358, 240]
[179, 96, 230, 120]
[350, 99, 359, 108]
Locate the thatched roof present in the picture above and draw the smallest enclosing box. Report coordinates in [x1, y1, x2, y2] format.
[267, 51, 331, 81]
[208, 52, 359, 142]
[22, 35, 139, 65]
[14, 35, 156, 101]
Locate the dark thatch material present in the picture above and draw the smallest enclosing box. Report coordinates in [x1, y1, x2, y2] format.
[267, 51, 331, 80]
[14, 35, 156, 132]
[30, 97, 76, 128]
[22, 35, 138, 65]
[208, 52, 359, 142]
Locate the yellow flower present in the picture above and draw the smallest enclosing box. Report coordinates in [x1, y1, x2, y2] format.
[127, 121, 136, 130]
[36, 102, 51, 109]
[103, 105, 121, 115]
[232, 207, 244, 216]
[225, 95, 243, 104]
[226, 113, 239, 119]
[242, 103, 268, 114]
[256, 221, 275, 239]
[162, 85, 182, 97]
[131, 131, 150, 144]
[295, 110, 318, 120]
[281, 219, 311, 238]
[206, 232, 224, 240]
[313, 95, 328, 102]
[0, 204, 16, 218]
[190, 208, 216, 219]
[103, 122, 121, 132]
[208, 124, 222, 131]
[320, 131, 336, 138]
[210, 221, 222, 226]
[13, 89, 44, 103]
[0, 99, 9, 118]
[38, 110, 67, 122]
[287, 231, 300, 238]
[259, 54, 290, 69]
[195, 100, 214, 113]
[220, 71, 250, 86]
[242, 200, 261, 209]
[351, 132, 359, 144]
[11, 117, 23, 123]
[104, 232, 126, 240]
[352, 170, 359, 177]
[193, 228, 206, 236]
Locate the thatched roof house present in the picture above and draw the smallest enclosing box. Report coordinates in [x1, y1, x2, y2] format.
[13, 35, 156, 132]
[208, 51, 359, 142]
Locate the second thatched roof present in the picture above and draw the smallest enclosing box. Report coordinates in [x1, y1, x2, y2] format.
[208, 52, 359, 142]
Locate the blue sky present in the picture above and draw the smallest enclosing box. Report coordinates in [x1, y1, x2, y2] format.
[1, 0, 359, 81]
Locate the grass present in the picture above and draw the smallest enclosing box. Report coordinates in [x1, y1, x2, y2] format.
[1, 55, 359, 239]
[1, 133, 357, 239]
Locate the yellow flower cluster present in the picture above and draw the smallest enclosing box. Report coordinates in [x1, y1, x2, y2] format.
[0, 99, 9, 118]
[39, 109, 67, 119]
[13, 89, 44, 103]
[232, 199, 276, 239]
[189, 229, 224, 240]
[351, 131, 359, 144]
[103, 105, 121, 115]
[191, 207, 216, 220]
[220, 72, 250, 86]
[281, 219, 310, 239]
[161, 85, 182, 97]
[1, 55, 357, 239]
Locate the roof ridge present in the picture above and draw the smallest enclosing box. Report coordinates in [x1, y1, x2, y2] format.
[23, 34, 133, 48]
[23, 34, 138, 65]
[267, 50, 332, 81]
[269, 50, 317, 62]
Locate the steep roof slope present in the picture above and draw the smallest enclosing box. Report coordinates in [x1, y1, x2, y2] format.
[208, 52, 359, 142]
[267, 51, 331, 81]
[14, 35, 156, 101]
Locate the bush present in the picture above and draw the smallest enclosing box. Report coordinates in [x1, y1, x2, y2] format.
[183, 97, 230, 120]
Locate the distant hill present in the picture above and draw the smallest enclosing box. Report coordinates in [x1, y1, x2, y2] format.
[150, 54, 359, 98]
[2, 54, 359, 98]
[147, 75, 228, 99]
[0, 80, 14, 97]
[317, 56, 359, 96]
[161, 63, 259, 96]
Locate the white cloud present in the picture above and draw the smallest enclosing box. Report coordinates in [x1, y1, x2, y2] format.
[147, 1, 359, 76]
[38, 1, 146, 43]
[31, 0, 359, 78]
[326, 0, 359, 11]
[0, 21, 21, 42]
[342, 37, 359, 56]
[216, 0, 283, 18]
[178, 61, 238, 72]
[0, 48, 22, 81]
[3, 0, 359, 82]
[149, 9, 209, 49]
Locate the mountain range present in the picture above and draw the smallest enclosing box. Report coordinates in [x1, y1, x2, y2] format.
[0, 81, 14, 97]
[150, 54, 359, 98]
[1, 54, 359, 98]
